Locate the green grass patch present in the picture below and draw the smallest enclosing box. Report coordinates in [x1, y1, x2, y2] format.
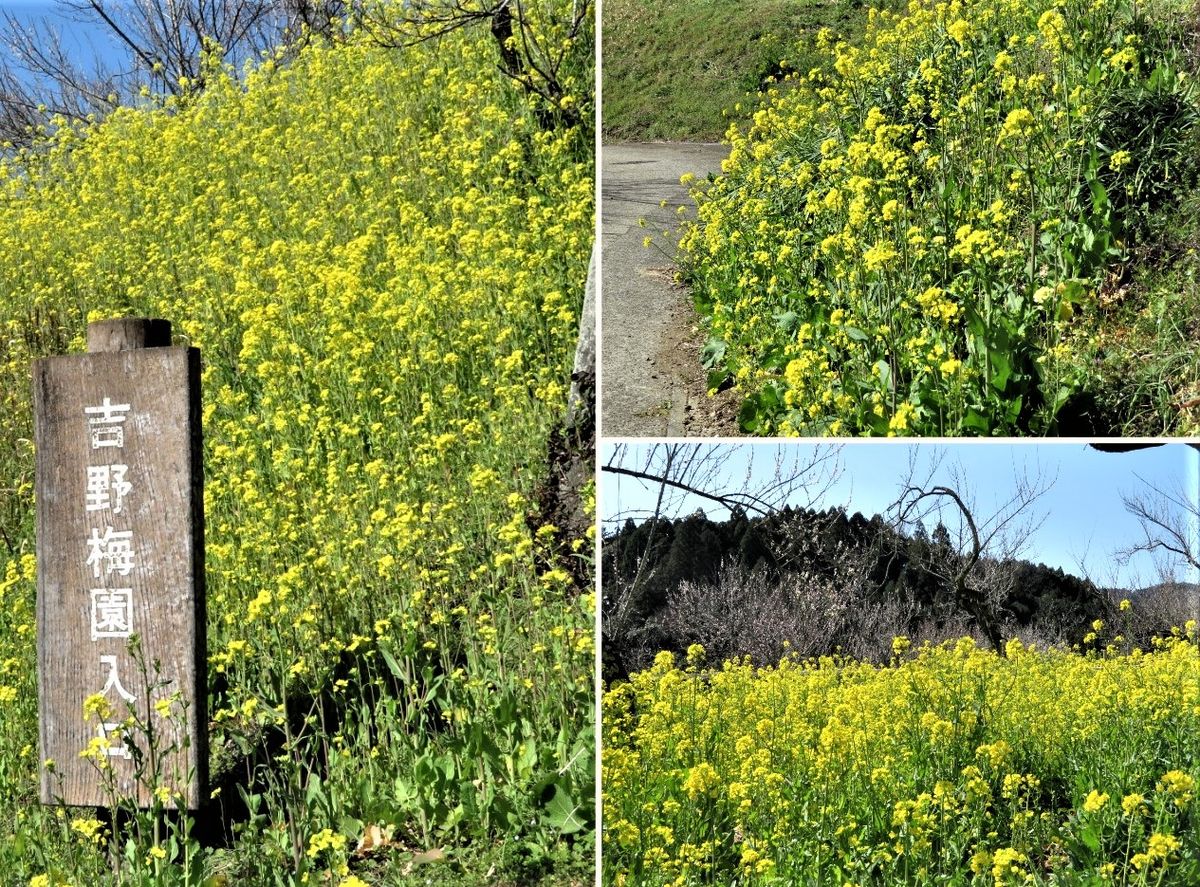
[1058, 192, 1200, 435]
[602, 0, 881, 142]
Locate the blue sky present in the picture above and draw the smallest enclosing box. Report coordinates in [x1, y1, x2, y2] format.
[601, 442, 1200, 590]
[0, 0, 125, 80]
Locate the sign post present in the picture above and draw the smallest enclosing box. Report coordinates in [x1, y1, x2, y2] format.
[33, 318, 206, 809]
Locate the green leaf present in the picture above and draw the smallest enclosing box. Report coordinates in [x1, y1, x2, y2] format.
[490, 795, 519, 829]
[700, 337, 726, 369]
[305, 776, 327, 808]
[1004, 394, 1024, 425]
[377, 643, 404, 680]
[875, 360, 892, 391]
[1089, 177, 1109, 213]
[521, 738, 538, 774]
[338, 814, 363, 840]
[844, 326, 869, 343]
[961, 410, 991, 433]
[759, 383, 783, 412]
[738, 395, 763, 432]
[707, 368, 731, 391]
[865, 411, 890, 436]
[774, 310, 799, 334]
[542, 784, 585, 834]
[1050, 385, 1073, 416]
[761, 345, 787, 372]
[393, 776, 416, 804]
[1059, 279, 1085, 304]
[988, 349, 1012, 392]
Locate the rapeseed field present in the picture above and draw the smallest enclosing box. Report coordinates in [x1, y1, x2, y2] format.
[604, 631, 1200, 885]
[0, 5, 594, 884]
[682, 0, 1200, 436]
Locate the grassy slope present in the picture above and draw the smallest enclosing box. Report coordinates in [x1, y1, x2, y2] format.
[603, 0, 879, 142]
[1078, 194, 1200, 435]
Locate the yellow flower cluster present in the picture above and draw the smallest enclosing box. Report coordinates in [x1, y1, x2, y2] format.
[603, 635, 1199, 884]
[306, 827, 347, 859]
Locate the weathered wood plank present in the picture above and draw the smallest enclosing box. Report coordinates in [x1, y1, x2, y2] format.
[86, 318, 172, 353]
[33, 322, 206, 809]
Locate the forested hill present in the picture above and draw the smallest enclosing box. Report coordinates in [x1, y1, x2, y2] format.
[603, 506, 1134, 679]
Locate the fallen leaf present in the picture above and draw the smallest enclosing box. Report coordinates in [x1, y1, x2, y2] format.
[401, 847, 447, 876]
[354, 823, 391, 855]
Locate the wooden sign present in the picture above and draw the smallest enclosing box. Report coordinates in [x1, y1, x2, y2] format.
[33, 318, 206, 809]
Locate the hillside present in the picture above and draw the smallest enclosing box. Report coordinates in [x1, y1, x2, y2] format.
[0, 8, 594, 886]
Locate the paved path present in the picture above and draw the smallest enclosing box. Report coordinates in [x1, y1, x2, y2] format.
[600, 141, 729, 437]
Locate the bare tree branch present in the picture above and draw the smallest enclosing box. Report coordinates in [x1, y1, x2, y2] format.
[355, 0, 592, 129]
[602, 442, 842, 529]
[889, 454, 1055, 655]
[1119, 472, 1200, 574]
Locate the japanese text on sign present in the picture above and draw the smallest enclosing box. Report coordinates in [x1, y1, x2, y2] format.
[83, 398, 137, 757]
